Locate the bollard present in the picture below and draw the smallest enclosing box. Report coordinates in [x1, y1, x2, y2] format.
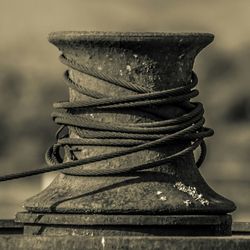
[16, 32, 236, 236]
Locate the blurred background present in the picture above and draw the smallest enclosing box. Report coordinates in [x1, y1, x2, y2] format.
[0, 0, 249, 221]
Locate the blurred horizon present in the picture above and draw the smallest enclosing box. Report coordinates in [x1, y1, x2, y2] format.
[0, 0, 250, 220]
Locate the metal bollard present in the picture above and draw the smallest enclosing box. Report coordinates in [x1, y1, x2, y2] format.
[16, 32, 236, 236]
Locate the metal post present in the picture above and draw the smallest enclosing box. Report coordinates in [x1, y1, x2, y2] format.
[16, 32, 236, 236]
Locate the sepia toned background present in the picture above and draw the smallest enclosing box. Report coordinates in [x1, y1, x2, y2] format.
[0, 0, 249, 221]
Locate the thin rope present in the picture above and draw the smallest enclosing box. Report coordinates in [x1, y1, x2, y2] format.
[0, 55, 214, 182]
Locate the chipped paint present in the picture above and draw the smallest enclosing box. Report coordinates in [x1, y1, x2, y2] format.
[174, 182, 209, 206]
[126, 65, 132, 72]
[183, 200, 192, 207]
[160, 196, 167, 201]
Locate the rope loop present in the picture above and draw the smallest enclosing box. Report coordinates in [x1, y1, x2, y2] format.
[48, 55, 214, 175]
[0, 54, 214, 182]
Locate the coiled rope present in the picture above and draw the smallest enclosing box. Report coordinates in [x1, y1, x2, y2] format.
[0, 55, 214, 182]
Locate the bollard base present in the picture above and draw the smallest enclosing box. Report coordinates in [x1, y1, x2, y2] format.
[16, 212, 232, 236]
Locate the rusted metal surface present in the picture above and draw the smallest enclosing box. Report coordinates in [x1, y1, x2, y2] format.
[18, 32, 235, 236]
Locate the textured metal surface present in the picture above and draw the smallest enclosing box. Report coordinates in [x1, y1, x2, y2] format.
[16, 213, 232, 236]
[24, 173, 235, 214]
[16, 32, 236, 238]
[24, 32, 235, 215]
[16, 213, 231, 226]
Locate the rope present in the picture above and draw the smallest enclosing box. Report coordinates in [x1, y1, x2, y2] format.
[0, 55, 214, 182]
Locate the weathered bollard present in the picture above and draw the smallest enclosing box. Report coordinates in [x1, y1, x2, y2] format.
[16, 32, 236, 236]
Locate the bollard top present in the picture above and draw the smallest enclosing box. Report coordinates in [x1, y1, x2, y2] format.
[48, 31, 214, 45]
